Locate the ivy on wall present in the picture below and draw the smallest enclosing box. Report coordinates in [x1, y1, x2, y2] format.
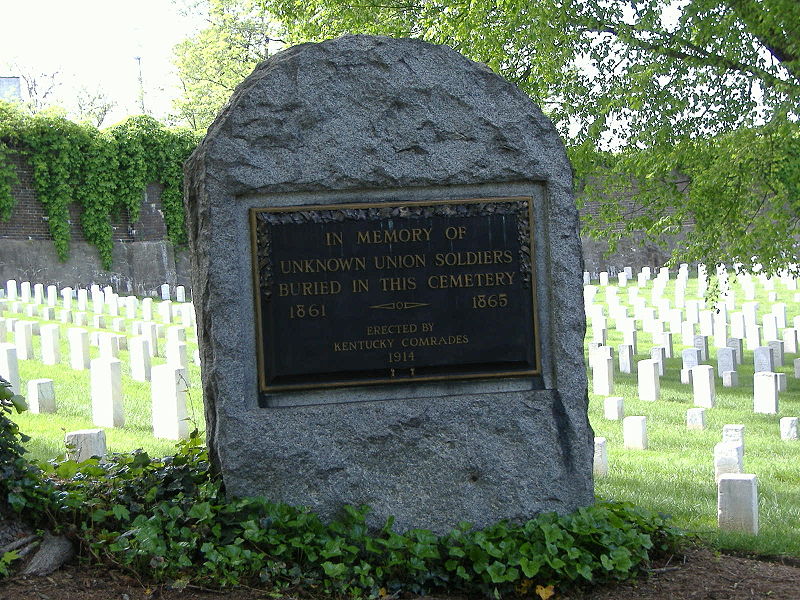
[0, 101, 199, 269]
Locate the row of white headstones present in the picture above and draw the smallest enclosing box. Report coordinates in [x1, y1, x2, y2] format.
[0, 280, 200, 460]
[585, 264, 799, 535]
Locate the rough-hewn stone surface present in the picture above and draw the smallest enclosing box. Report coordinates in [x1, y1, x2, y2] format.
[185, 35, 592, 533]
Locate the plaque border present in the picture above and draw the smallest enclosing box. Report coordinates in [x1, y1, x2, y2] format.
[249, 196, 542, 393]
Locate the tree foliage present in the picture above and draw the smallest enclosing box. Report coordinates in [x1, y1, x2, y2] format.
[172, 0, 284, 130]
[178, 0, 799, 274]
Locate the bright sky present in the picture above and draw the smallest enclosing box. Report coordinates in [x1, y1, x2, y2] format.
[0, 0, 201, 125]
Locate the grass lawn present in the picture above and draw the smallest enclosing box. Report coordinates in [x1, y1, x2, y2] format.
[4, 273, 800, 558]
[589, 272, 800, 557]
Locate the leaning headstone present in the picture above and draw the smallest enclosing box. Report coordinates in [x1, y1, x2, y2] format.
[780, 417, 798, 441]
[184, 35, 593, 532]
[64, 429, 107, 462]
[623, 416, 648, 450]
[90, 358, 124, 427]
[27, 379, 56, 413]
[717, 474, 758, 535]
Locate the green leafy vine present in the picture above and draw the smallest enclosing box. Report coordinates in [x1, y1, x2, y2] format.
[0, 102, 199, 269]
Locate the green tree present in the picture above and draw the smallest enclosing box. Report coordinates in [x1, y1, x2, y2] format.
[179, 0, 799, 274]
[172, 0, 284, 130]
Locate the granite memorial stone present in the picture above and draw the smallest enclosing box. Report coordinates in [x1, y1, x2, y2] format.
[185, 35, 592, 533]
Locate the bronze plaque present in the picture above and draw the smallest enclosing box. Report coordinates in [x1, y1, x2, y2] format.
[250, 197, 540, 393]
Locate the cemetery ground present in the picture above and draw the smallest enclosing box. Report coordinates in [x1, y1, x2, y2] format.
[3, 270, 800, 597]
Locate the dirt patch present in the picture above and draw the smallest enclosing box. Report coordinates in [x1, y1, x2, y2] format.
[1, 547, 799, 600]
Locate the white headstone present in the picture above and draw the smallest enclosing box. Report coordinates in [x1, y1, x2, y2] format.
[77, 289, 88, 311]
[636, 359, 659, 401]
[142, 298, 154, 321]
[68, 328, 90, 370]
[693, 335, 709, 361]
[129, 336, 152, 382]
[40, 324, 60, 365]
[176, 286, 186, 303]
[716, 347, 736, 377]
[160, 284, 171, 301]
[13, 320, 34, 360]
[27, 379, 56, 413]
[623, 416, 648, 450]
[722, 371, 739, 387]
[714, 442, 743, 482]
[98, 332, 120, 358]
[753, 346, 774, 372]
[726, 338, 743, 365]
[592, 355, 614, 396]
[691, 365, 716, 408]
[717, 474, 758, 535]
[722, 424, 745, 451]
[141, 322, 159, 357]
[90, 357, 124, 427]
[603, 396, 624, 421]
[618, 344, 633, 374]
[150, 363, 189, 440]
[5, 280, 17, 301]
[593, 437, 608, 477]
[0, 343, 20, 393]
[44, 284, 55, 307]
[65, 429, 107, 462]
[753, 372, 779, 414]
[767, 340, 784, 368]
[686, 407, 706, 430]
[782, 328, 798, 354]
[780, 417, 798, 441]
